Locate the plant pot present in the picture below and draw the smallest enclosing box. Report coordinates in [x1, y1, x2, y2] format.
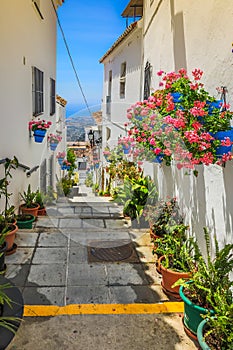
[152, 154, 164, 163]
[170, 92, 183, 103]
[197, 319, 210, 350]
[122, 145, 131, 154]
[33, 129, 46, 143]
[37, 207, 46, 216]
[5, 224, 18, 254]
[0, 242, 8, 272]
[207, 100, 223, 114]
[179, 284, 214, 335]
[159, 256, 191, 300]
[16, 214, 35, 229]
[57, 157, 64, 165]
[0, 276, 24, 350]
[20, 203, 39, 218]
[214, 128, 233, 157]
[50, 142, 58, 151]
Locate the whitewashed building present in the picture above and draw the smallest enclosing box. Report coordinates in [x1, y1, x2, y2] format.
[0, 0, 65, 209]
[100, 0, 233, 247]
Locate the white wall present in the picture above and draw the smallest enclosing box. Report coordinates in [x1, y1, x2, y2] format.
[0, 0, 63, 209]
[101, 21, 143, 148]
[143, 0, 233, 248]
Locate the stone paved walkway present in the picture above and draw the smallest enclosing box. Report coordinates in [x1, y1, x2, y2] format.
[5, 179, 168, 306]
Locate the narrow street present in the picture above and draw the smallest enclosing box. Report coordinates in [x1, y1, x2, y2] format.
[5, 171, 197, 349]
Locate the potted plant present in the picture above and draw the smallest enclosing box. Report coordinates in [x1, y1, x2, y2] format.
[155, 225, 200, 299]
[176, 227, 233, 337]
[35, 190, 47, 216]
[56, 151, 66, 165]
[145, 197, 183, 241]
[0, 276, 24, 349]
[0, 157, 19, 256]
[16, 214, 35, 229]
[47, 133, 62, 151]
[197, 287, 233, 349]
[19, 184, 39, 217]
[28, 119, 52, 143]
[114, 175, 158, 228]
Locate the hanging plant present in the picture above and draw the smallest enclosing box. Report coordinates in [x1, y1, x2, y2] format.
[28, 119, 52, 143]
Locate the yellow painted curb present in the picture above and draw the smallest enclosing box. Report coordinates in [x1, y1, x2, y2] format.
[24, 302, 184, 317]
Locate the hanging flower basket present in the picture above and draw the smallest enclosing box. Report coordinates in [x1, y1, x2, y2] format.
[28, 119, 52, 143]
[57, 157, 64, 165]
[50, 143, 58, 151]
[33, 129, 47, 143]
[214, 128, 233, 157]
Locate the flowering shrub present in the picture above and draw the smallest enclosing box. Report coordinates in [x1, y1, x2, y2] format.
[48, 133, 62, 143]
[126, 68, 233, 170]
[29, 119, 52, 131]
[56, 152, 66, 159]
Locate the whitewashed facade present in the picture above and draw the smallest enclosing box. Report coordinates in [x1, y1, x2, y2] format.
[100, 0, 233, 248]
[0, 0, 65, 210]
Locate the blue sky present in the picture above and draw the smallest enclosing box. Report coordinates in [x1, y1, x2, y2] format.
[57, 0, 130, 117]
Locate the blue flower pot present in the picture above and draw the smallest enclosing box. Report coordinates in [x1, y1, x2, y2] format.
[214, 128, 233, 157]
[95, 163, 99, 169]
[135, 115, 143, 121]
[61, 165, 67, 170]
[33, 129, 46, 143]
[207, 100, 223, 114]
[122, 145, 130, 154]
[50, 143, 58, 151]
[171, 92, 183, 103]
[152, 154, 164, 163]
[58, 157, 64, 165]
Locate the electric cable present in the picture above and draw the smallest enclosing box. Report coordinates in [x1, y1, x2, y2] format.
[50, 0, 92, 116]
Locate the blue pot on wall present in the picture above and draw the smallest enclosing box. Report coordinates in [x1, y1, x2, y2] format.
[152, 154, 164, 164]
[61, 165, 67, 170]
[207, 100, 223, 114]
[50, 143, 58, 151]
[122, 144, 131, 154]
[214, 128, 233, 157]
[57, 157, 64, 165]
[33, 129, 46, 143]
[170, 92, 183, 103]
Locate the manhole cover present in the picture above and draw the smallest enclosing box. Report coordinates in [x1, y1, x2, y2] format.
[89, 240, 134, 262]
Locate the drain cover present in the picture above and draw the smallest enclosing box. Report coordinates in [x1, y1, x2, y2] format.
[89, 240, 133, 262]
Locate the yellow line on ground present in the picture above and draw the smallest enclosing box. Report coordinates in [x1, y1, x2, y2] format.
[24, 302, 184, 317]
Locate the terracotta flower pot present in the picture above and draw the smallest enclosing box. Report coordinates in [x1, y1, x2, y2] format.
[159, 256, 191, 299]
[5, 224, 18, 253]
[20, 203, 39, 218]
[37, 207, 47, 216]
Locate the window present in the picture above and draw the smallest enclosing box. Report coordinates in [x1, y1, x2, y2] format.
[120, 62, 126, 99]
[143, 61, 152, 100]
[50, 78, 56, 116]
[32, 0, 44, 19]
[106, 70, 112, 115]
[32, 66, 44, 116]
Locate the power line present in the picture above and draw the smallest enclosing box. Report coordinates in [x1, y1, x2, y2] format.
[50, 0, 92, 116]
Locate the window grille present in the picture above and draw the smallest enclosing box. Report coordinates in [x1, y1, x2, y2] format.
[32, 66, 44, 116]
[143, 61, 152, 100]
[50, 78, 56, 116]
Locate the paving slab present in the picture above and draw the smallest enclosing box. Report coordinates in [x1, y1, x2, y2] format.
[66, 285, 111, 304]
[22, 286, 65, 305]
[15, 232, 39, 247]
[26, 264, 67, 286]
[32, 247, 68, 264]
[59, 218, 82, 228]
[37, 232, 68, 247]
[106, 263, 149, 286]
[5, 248, 34, 265]
[67, 263, 108, 286]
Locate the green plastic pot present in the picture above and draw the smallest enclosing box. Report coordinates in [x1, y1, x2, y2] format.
[179, 285, 214, 335]
[197, 319, 210, 350]
[16, 214, 35, 229]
